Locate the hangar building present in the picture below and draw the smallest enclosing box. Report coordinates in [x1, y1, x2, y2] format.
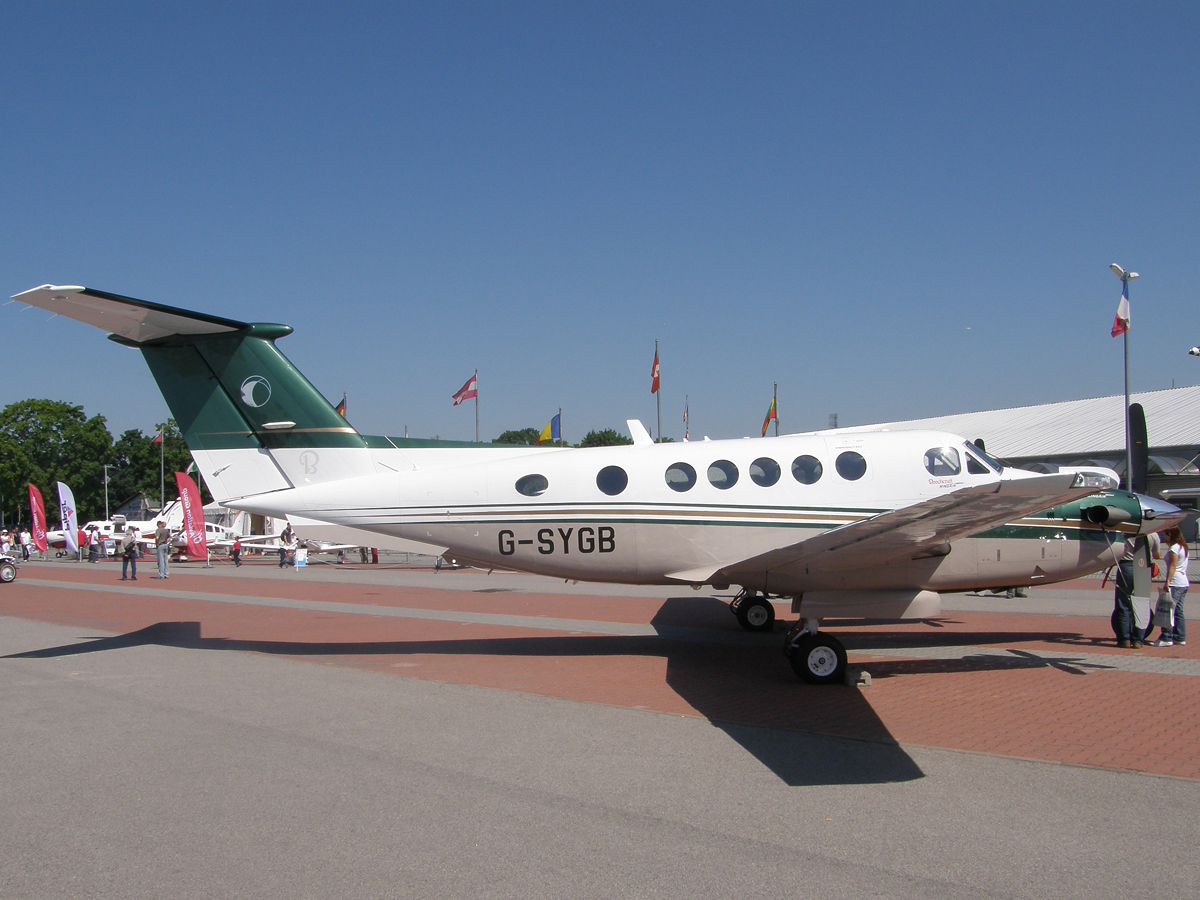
[853, 385, 1200, 517]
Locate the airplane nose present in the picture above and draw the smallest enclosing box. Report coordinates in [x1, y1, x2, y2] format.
[1137, 494, 1186, 534]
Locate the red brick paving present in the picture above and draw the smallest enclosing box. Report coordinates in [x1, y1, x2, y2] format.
[4, 565, 1199, 779]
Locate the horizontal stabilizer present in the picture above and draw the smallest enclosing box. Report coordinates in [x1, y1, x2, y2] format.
[12, 285, 248, 344]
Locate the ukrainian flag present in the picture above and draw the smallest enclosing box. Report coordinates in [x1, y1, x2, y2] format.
[538, 414, 561, 445]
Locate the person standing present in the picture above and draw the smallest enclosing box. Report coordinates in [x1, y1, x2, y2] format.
[87, 526, 99, 563]
[231, 538, 242, 567]
[1153, 526, 1188, 647]
[1114, 532, 1160, 648]
[121, 528, 138, 580]
[20, 528, 31, 561]
[154, 519, 171, 579]
[278, 524, 293, 568]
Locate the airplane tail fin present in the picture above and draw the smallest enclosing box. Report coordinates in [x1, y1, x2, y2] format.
[12, 286, 372, 500]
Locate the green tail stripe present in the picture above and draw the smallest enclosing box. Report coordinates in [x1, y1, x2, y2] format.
[139, 327, 366, 452]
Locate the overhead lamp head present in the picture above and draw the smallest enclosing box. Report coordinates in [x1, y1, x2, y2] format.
[1110, 263, 1126, 278]
[1127, 272, 1139, 280]
[1189, 347, 1200, 357]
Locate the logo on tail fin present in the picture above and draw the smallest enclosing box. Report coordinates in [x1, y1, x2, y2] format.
[239, 376, 272, 408]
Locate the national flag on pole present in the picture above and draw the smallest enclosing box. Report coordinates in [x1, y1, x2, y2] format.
[28, 483, 48, 552]
[335, 393, 347, 417]
[650, 349, 660, 394]
[761, 397, 778, 437]
[683, 398, 689, 442]
[151, 429, 163, 444]
[537, 414, 561, 445]
[57, 482, 79, 554]
[452, 373, 478, 406]
[174, 471, 207, 559]
[1111, 282, 1130, 337]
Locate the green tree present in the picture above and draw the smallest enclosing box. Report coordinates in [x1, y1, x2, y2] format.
[579, 428, 634, 447]
[108, 419, 209, 511]
[494, 427, 541, 446]
[0, 399, 112, 524]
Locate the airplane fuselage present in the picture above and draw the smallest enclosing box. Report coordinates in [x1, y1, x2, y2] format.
[232, 429, 1133, 596]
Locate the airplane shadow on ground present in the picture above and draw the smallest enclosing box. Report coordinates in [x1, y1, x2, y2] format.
[7, 597, 1097, 787]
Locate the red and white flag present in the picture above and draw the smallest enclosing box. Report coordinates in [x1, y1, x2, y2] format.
[452, 373, 478, 406]
[28, 484, 48, 552]
[151, 429, 163, 444]
[174, 472, 207, 559]
[1111, 283, 1130, 338]
[651, 348, 660, 394]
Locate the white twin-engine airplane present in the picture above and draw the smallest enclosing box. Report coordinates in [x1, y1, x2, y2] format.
[13, 285, 1184, 684]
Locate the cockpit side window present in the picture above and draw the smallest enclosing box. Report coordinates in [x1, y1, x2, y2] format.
[966, 454, 989, 475]
[965, 441, 1002, 473]
[924, 447, 961, 477]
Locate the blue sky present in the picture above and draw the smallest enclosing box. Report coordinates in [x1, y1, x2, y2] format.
[3, 2, 1198, 443]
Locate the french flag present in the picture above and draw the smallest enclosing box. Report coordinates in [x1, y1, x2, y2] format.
[1111, 283, 1130, 338]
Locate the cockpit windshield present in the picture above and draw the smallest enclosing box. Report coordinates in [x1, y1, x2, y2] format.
[964, 441, 1003, 473]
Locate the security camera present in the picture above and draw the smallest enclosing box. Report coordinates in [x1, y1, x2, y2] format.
[1190, 348, 1200, 357]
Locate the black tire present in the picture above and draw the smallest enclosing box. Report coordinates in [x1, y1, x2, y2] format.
[788, 634, 847, 685]
[735, 596, 776, 632]
[0, 563, 15, 584]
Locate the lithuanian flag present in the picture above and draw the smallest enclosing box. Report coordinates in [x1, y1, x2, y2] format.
[761, 397, 777, 437]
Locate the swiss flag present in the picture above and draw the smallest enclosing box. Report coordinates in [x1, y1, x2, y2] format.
[651, 349, 660, 394]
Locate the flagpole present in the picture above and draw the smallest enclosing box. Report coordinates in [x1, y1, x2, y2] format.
[159, 429, 164, 511]
[558, 406, 563, 448]
[773, 382, 779, 437]
[1111, 265, 1137, 490]
[1118, 307, 1128, 489]
[474, 369, 479, 442]
[655, 339, 661, 443]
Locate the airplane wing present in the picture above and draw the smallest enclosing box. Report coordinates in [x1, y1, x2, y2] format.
[675, 473, 1097, 587]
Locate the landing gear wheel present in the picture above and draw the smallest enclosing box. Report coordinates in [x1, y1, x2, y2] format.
[789, 634, 847, 685]
[735, 596, 775, 632]
[0, 563, 15, 583]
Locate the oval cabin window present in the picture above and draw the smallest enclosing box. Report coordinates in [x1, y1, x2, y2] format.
[707, 460, 739, 489]
[665, 462, 697, 492]
[750, 457, 781, 487]
[791, 455, 823, 485]
[596, 466, 628, 496]
[515, 474, 549, 496]
[834, 451, 867, 481]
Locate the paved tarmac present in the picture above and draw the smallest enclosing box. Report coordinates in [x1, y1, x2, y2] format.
[1, 557, 1197, 899]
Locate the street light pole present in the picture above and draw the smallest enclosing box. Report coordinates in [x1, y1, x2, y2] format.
[1111, 264, 1139, 489]
[102, 464, 114, 520]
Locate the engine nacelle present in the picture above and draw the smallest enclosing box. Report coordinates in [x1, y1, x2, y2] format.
[1081, 505, 1132, 527]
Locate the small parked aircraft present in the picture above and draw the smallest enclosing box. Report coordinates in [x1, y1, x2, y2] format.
[12, 285, 1183, 683]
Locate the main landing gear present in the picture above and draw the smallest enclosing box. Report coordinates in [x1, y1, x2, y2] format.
[783, 618, 847, 685]
[729, 590, 848, 684]
[729, 589, 776, 632]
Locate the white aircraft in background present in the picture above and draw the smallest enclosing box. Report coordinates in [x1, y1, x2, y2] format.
[13, 285, 1183, 683]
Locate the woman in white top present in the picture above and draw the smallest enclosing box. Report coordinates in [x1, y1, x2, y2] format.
[1154, 526, 1188, 647]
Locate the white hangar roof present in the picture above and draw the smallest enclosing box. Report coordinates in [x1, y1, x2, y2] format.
[841, 386, 1200, 460]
